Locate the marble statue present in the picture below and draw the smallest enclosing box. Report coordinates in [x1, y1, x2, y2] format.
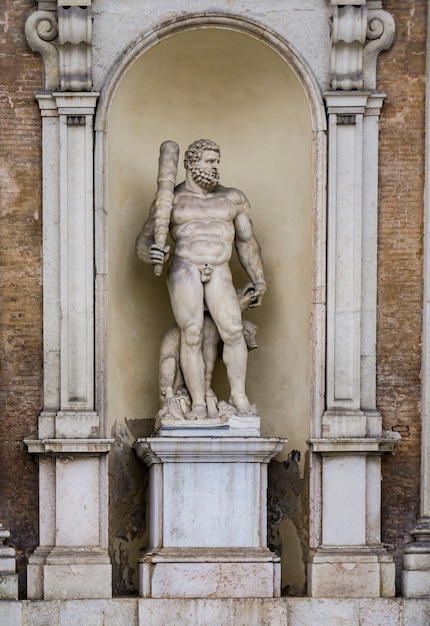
[136, 139, 266, 421]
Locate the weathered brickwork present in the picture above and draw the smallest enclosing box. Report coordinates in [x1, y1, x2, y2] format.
[377, 0, 427, 587]
[0, 0, 43, 597]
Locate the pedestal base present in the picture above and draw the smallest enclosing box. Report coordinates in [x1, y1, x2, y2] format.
[25, 438, 113, 600]
[28, 547, 112, 600]
[0, 574, 18, 600]
[139, 548, 280, 598]
[402, 523, 430, 597]
[403, 549, 430, 597]
[308, 549, 395, 598]
[0, 524, 18, 599]
[134, 436, 285, 600]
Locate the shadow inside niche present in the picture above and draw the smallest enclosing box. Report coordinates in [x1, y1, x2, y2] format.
[268, 450, 309, 597]
[109, 417, 154, 596]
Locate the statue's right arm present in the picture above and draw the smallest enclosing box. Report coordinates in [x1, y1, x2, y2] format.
[135, 201, 156, 264]
[136, 201, 170, 267]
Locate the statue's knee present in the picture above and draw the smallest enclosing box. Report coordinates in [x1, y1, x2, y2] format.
[221, 323, 243, 346]
[182, 324, 203, 347]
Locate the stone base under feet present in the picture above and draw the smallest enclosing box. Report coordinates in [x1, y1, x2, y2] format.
[139, 548, 280, 599]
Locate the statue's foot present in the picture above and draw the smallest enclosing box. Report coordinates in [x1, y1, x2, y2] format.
[185, 403, 207, 420]
[229, 394, 257, 415]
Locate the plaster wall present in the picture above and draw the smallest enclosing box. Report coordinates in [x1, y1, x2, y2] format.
[92, 0, 330, 93]
[106, 27, 313, 592]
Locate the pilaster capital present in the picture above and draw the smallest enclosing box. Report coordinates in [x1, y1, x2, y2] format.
[53, 91, 100, 115]
[324, 90, 370, 115]
[329, 1, 395, 91]
[363, 92, 386, 116]
[36, 92, 59, 117]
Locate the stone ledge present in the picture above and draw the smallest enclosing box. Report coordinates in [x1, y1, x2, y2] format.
[24, 439, 113, 455]
[1, 598, 430, 625]
[134, 436, 285, 464]
[308, 436, 399, 454]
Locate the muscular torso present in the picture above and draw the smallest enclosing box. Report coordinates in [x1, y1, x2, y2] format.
[170, 184, 238, 266]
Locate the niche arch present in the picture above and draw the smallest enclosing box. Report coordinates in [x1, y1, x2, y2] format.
[94, 14, 326, 594]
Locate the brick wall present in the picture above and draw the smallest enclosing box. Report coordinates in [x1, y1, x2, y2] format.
[0, 0, 43, 597]
[377, 0, 427, 587]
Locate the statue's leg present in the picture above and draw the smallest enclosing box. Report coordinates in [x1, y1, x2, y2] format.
[202, 313, 220, 391]
[204, 265, 252, 413]
[167, 256, 206, 417]
[202, 313, 220, 417]
[159, 325, 181, 405]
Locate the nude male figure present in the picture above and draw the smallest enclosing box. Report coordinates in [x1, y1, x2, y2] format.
[136, 139, 266, 419]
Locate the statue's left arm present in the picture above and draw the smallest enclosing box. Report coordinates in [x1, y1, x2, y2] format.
[232, 190, 266, 307]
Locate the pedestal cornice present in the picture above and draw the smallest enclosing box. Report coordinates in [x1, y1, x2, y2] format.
[134, 437, 286, 465]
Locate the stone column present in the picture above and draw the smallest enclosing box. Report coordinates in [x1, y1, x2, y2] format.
[402, 3, 430, 597]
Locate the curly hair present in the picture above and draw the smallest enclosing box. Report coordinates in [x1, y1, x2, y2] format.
[184, 139, 220, 170]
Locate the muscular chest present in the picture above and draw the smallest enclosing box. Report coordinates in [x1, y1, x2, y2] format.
[171, 192, 236, 226]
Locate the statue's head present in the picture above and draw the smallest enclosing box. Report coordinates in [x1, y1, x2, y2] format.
[184, 139, 220, 192]
[184, 139, 220, 169]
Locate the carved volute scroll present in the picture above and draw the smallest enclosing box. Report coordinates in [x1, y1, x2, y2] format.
[363, 5, 396, 90]
[329, 1, 395, 91]
[24, 0, 93, 92]
[25, 6, 59, 91]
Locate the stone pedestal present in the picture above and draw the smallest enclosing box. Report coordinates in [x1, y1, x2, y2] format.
[308, 435, 399, 598]
[403, 521, 430, 597]
[25, 438, 112, 600]
[134, 436, 284, 599]
[0, 525, 18, 600]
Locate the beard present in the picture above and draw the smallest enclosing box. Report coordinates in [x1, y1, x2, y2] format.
[190, 164, 219, 192]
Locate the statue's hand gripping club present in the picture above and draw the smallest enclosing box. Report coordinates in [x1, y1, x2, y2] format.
[152, 140, 180, 276]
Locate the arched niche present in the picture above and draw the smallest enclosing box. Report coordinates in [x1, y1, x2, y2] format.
[95, 17, 326, 594]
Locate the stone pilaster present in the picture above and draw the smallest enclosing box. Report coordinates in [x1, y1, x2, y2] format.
[308, 1, 398, 597]
[24, 92, 112, 600]
[24, 4, 113, 595]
